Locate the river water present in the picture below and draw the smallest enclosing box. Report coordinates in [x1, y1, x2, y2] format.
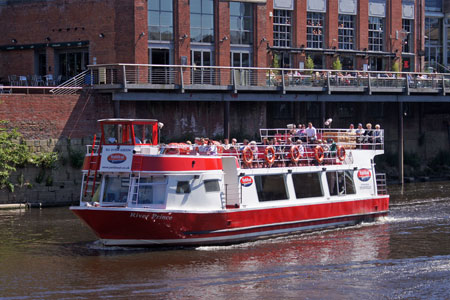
[0, 181, 449, 300]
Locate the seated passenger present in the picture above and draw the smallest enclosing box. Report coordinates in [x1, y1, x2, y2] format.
[108, 137, 117, 144]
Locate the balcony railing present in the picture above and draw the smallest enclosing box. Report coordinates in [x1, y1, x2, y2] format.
[85, 64, 450, 95]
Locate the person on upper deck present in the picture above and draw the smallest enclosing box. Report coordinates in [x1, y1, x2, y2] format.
[305, 122, 317, 143]
[355, 123, 365, 146]
[373, 124, 382, 147]
[347, 123, 356, 134]
[363, 123, 373, 144]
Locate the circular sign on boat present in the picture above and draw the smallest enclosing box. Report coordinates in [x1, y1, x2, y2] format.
[107, 153, 127, 164]
[240, 176, 253, 187]
[357, 168, 372, 182]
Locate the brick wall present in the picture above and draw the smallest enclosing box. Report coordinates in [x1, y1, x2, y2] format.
[0, 92, 113, 139]
[0, 0, 149, 81]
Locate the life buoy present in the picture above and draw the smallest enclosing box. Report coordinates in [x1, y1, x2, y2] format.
[264, 146, 276, 164]
[314, 145, 324, 163]
[290, 145, 301, 163]
[242, 146, 253, 165]
[337, 145, 346, 161]
[164, 143, 181, 155]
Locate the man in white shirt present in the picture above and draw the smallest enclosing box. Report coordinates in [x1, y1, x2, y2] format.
[305, 122, 317, 143]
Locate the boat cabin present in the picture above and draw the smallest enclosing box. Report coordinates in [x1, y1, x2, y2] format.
[99, 119, 160, 146]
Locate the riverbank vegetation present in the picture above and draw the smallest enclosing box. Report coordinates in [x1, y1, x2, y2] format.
[0, 122, 58, 191]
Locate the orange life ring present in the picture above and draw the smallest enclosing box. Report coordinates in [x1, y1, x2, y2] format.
[337, 145, 346, 161]
[242, 146, 253, 165]
[164, 143, 181, 155]
[290, 145, 301, 163]
[264, 146, 276, 164]
[314, 145, 324, 163]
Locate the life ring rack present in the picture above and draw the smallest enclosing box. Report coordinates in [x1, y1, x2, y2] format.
[242, 146, 253, 165]
[264, 146, 276, 165]
[337, 145, 346, 161]
[314, 145, 324, 163]
[290, 145, 301, 163]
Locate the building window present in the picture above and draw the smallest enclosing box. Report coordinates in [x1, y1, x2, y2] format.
[190, 0, 214, 43]
[148, 0, 173, 41]
[292, 173, 323, 199]
[425, 0, 442, 12]
[425, 17, 443, 70]
[369, 17, 384, 51]
[402, 19, 413, 53]
[273, 10, 292, 48]
[307, 12, 324, 49]
[254, 174, 289, 201]
[230, 2, 253, 45]
[338, 15, 355, 50]
[57, 49, 89, 81]
[326, 171, 355, 196]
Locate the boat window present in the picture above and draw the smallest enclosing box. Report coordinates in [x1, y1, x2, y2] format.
[176, 181, 191, 194]
[136, 176, 167, 205]
[133, 124, 153, 144]
[326, 170, 356, 196]
[204, 179, 220, 192]
[254, 174, 288, 201]
[103, 123, 133, 145]
[292, 173, 323, 199]
[102, 175, 129, 203]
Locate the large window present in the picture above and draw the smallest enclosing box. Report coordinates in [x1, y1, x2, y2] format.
[307, 12, 324, 49]
[338, 15, 355, 50]
[402, 19, 413, 53]
[326, 171, 355, 196]
[254, 174, 288, 201]
[148, 0, 173, 41]
[230, 2, 253, 45]
[273, 10, 292, 48]
[135, 177, 167, 205]
[425, 17, 443, 69]
[190, 0, 214, 43]
[292, 173, 323, 199]
[425, 0, 442, 12]
[369, 17, 384, 51]
[57, 49, 89, 81]
[103, 176, 129, 203]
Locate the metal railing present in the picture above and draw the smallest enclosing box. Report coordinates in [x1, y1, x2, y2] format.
[50, 70, 91, 95]
[376, 173, 388, 195]
[86, 63, 450, 94]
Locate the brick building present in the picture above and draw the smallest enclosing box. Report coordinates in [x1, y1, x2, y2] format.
[0, 0, 430, 83]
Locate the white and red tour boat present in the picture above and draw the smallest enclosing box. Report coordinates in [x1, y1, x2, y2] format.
[71, 119, 389, 246]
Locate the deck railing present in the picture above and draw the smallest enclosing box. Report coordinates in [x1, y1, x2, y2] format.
[376, 173, 388, 195]
[86, 63, 450, 94]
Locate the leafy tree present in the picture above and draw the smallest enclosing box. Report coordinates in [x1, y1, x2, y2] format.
[392, 61, 400, 72]
[0, 122, 31, 191]
[0, 121, 59, 191]
[332, 57, 342, 70]
[305, 56, 315, 74]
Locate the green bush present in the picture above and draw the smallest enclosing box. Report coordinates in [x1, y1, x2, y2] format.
[332, 58, 342, 70]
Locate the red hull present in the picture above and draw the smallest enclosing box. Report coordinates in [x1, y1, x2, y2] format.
[71, 197, 389, 246]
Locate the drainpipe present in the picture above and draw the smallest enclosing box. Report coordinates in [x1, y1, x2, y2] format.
[398, 99, 404, 185]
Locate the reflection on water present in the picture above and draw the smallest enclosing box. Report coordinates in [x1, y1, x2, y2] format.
[0, 181, 449, 299]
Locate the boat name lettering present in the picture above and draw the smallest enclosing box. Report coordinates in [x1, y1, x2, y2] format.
[152, 214, 173, 221]
[107, 153, 127, 164]
[130, 212, 150, 220]
[357, 169, 372, 182]
[240, 176, 253, 187]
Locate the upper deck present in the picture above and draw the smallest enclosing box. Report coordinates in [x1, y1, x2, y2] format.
[84, 119, 384, 172]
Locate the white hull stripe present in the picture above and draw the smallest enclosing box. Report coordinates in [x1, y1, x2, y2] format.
[183, 210, 389, 235]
